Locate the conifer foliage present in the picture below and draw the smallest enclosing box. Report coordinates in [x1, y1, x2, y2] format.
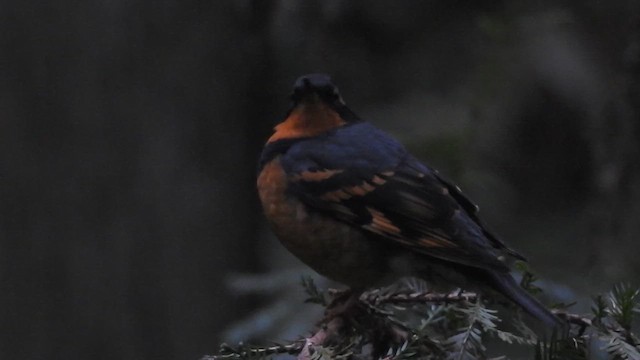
[206, 279, 640, 360]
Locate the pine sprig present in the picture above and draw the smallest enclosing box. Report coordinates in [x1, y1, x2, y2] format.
[592, 294, 608, 324]
[445, 301, 491, 360]
[301, 275, 328, 306]
[601, 330, 640, 360]
[608, 284, 640, 332]
[384, 323, 447, 360]
[534, 331, 589, 360]
[590, 283, 640, 360]
[515, 261, 543, 295]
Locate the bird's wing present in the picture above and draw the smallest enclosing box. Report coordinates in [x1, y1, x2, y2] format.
[280, 123, 511, 272]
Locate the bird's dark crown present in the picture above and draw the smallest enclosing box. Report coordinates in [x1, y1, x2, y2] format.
[291, 73, 342, 105]
[289, 73, 360, 123]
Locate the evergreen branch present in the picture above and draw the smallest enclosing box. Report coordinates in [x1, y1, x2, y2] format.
[211, 280, 640, 360]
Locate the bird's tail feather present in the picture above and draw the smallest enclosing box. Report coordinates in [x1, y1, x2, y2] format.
[488, 272, 563, 329]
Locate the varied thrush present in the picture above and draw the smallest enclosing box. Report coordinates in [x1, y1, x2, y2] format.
[257, 73, 561, 327]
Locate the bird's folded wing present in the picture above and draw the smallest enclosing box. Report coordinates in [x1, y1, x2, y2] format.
[283, 148, 510, 272]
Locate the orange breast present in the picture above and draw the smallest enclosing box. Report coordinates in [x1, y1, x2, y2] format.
[267, 98, 346, 143]
[257, 157, 390, 286]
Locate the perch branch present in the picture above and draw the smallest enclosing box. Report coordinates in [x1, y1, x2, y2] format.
[551, 309, 593, 328]
[360, 290, 478, 306]
[202, 341, 304, 360]
[210, 289, 597, 360]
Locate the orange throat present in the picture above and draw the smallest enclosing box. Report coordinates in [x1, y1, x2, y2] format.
[268, 100, 346, 143]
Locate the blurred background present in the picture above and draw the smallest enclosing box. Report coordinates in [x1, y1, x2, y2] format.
[1, 0, 639, 359]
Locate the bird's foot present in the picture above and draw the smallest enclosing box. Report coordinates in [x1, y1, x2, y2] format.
[324, 288, 361, 321]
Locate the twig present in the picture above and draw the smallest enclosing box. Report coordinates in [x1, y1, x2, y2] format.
[551, 309, 593, 329]
[360, 290, 478, 306]
[202, 341, 304, 360]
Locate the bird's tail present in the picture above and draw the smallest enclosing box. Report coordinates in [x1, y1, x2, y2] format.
[487, 271, 563, 329]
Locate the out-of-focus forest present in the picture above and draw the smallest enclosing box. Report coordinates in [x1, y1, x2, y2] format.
[1, 1, 639, 359]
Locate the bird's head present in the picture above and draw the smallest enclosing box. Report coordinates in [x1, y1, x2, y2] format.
[290, 73, 345, 107]
[267, 74, 359, 143]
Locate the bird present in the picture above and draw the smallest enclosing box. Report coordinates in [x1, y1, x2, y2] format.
[257, 73, 561, 328]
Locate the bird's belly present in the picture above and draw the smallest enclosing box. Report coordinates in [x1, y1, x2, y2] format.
[257, 159, 388, 287]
